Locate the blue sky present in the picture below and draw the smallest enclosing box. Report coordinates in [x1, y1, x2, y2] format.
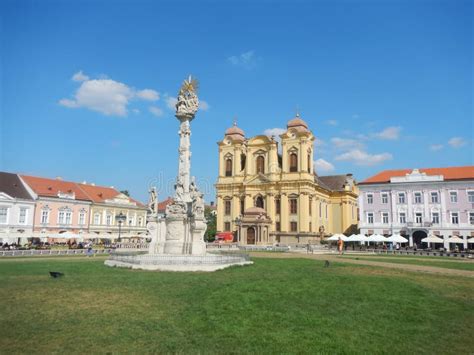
[1, 0, 472, 203]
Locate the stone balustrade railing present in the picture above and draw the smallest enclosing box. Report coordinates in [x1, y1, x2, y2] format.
[0, 249, 114, 257]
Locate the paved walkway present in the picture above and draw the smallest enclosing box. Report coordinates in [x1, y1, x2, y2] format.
[250, 252, 474, 278]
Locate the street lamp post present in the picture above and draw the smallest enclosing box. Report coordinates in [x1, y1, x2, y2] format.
[115, 212, 127, 243]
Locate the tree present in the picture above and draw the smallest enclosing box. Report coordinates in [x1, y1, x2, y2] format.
[204, 206, 216, 242]
[120, 190, 130, 197]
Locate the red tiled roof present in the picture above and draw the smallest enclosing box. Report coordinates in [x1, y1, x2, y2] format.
[360, 166, 474, 184]
[21, 175, 91, 201]
[158, 197, 173, 212]
[78, 183, 145, 207]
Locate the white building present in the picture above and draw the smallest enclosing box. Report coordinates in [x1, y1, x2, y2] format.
[358, 167, 474, 250]
[0, 172, 36, 244]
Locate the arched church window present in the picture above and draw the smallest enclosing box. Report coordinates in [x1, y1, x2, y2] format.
[256, 196, 264, 209]
[290, 153, 298, 172]
[256, 156, 265, 174]
[307, 154, 311, 173]
[241, 154, 246, 171]
[225, 159, 232, 176]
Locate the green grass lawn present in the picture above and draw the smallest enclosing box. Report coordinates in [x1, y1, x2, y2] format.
[340, 254, 474, 271]
[0, 257, 473, 354]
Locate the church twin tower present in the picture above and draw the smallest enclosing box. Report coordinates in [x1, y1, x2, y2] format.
[215, 114, 359, 245]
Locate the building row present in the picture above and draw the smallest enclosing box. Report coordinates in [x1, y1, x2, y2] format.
[214, 114, 474, 249]
[0, 172, 148, 244]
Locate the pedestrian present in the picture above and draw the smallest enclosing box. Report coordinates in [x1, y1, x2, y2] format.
[337, 237, 344, 255]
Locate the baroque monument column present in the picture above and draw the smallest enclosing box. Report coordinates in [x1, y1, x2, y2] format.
[163, 76, 207, 255]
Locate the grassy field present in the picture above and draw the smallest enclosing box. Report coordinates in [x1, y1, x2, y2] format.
[0, 256, 473, 354]
[339, 254, 474, 271]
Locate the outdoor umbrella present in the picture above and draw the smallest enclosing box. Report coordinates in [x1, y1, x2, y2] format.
[347, 234, 367, 242]
[367, 234, 387, 243]
[467, 238, 474, 244]
[421, 235, 444, 243]
[327, 234, 348, 241]
[446, 236, 464, 244]
[386, 234, 409, 243]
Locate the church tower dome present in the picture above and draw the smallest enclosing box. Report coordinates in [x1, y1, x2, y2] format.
[287, 113, 309, 133]
[225, 121, 245, 142]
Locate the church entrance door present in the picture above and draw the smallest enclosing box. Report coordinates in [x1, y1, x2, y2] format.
[247, 227, 256, 245]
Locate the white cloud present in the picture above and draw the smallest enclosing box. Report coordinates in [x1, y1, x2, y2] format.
[374, 126, 402, 140]
[325, 119, 338, 126]
[136, 89, 159, 101]
[448, 137, 467, 148]
[430, 144, 444, 151]
[200, 100, 210, 111]
[59, 72, 160, 117]
[72, 70, 89, 82]
[264, 127, 286, 138]
[228, 50, 259, 69]
[315, 138, 325, 147]
[314, 158, 335, 173]
[149, 106, 164, 117]
[335, 149, 392, 166]
[331, 137, 364, 150]
[165, 96, 177, 110]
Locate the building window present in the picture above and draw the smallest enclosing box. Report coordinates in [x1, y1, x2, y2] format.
[325, 204, 328, 219]
[58, 211, 65, 224]
[290, 221, 297, 232]
[414, 192, 422, 204]
[450, 191, 458, 203]
[79, 212, 86, 225]
[0, 208, 8, 224]
[469, 212, 474, 225]
[289, 153, 298, 172]
[382, 212, 389, 224]
[256, 156, 265, 174]
[276, 222, 281, 231]
[399, 212, 406, 224]
[468, 191, 474, 203]
[431, 192, 439, 203]
[224, 222, 231, 231]
[138, 217, 143, 226]
[367, 213, 374, 224]
[451, 212, 459, 224]
[381, 193, 388, 204]
[255, 196, 264, 209]
[275, 199, 281, 215]
[319, 202, 322, 218]
[307, 154, 311, 173]
[432, 212, 440, 224]
[65, 211, 72, 225]
[415, 213, 423, 224]
[398, 193, 406, 204]
[309, 222, 312, 232]
[106, 214, 112, 226]
[94, 213, 101, 225]
[19, 208, 27, 225]
[240, 199, 245, 215]
[367, 194, 373, 204]
[224, 200, 231, 215]
[309, 198, 312, 216]
[41, 210, 49, 224]
[225, 159, 232, 177]
[290, 198, 298, 214]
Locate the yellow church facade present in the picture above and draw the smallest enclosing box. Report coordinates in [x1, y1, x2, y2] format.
[215, 115, 359, 245]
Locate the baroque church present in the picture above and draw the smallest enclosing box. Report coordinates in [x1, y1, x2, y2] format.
[215, 114, 359, 245]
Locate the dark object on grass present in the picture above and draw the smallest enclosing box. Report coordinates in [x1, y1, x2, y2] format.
[49, 271, 64, 278]
[324, 260, 330, 268]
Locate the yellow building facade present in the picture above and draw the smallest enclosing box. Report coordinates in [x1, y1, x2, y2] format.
[215, 115, 359, 245]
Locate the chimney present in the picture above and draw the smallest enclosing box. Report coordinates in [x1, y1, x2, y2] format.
[82, 181, 87, 184]
[91, 183, 95, 186]
[210, 201, 215, 206]
[55, 176, 63, 180]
